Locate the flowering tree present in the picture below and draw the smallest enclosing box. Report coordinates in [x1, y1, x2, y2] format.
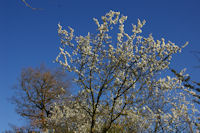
[49, 11, 199, 132]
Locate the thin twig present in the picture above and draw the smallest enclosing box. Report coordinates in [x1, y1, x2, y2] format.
[21, 0, 42, 10]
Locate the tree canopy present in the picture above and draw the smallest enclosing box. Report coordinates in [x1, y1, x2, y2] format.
[46, 11, 199, 132]
[11, 65, 70, 131]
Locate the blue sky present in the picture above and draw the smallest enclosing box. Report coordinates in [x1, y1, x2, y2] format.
[0, 0, 200, 131]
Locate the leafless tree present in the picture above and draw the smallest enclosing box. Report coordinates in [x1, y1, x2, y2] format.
[2, 123, 40, 133]
[11, 65, 70, 131]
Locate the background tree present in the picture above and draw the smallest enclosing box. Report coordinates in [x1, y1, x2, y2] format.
[48, 10, 199, 132]
[11, 65, 70, 131]
[2, 123, 39, 133]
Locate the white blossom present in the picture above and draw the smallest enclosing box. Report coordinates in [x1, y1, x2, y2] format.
[50, 10, 199, 133]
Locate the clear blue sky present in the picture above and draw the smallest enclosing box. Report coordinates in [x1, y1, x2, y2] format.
[0, 0, 200, 131]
